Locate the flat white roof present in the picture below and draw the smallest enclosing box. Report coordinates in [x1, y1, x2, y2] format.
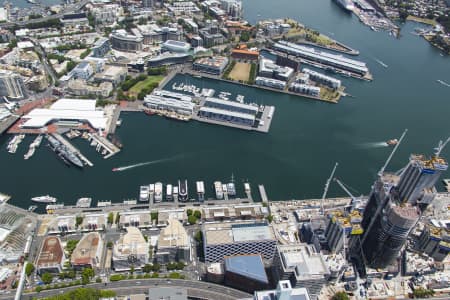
[22, 99, 107, 129]
[205, 97, 258, 112]
[199, 106, 256, 121]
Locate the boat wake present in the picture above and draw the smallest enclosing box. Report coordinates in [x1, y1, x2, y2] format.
[436, 79, 450, 87]
[357, 142, 389, 149]
[112, 155, 184, 172]
[374, 58, 388, 68]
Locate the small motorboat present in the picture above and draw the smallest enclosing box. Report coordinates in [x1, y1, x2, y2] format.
[386, 139, 398, 146]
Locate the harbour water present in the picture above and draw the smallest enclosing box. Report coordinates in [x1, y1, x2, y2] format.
[0, 0, 449, 209]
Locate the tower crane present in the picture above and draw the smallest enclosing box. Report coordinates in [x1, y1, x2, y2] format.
[434, 137, 450, 157]
[377, 129, 408, 177]
[333, 177, 363, 210]
[321, 162, 338, 215]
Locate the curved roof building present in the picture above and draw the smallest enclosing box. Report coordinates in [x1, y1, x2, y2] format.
[71, 232, 104, 269]
[162, 40, 191, 53]
[113, 226, 149, 271]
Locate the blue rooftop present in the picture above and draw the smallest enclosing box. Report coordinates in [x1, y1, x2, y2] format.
[224, 254, 268, 283]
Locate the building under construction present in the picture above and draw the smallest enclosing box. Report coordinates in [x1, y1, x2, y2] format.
[351, 142, 448, 274]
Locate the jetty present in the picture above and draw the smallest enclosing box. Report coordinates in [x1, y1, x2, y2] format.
[87, 133, 121, 159]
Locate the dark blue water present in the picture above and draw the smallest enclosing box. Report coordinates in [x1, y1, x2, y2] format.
[0, 0, 449, 208]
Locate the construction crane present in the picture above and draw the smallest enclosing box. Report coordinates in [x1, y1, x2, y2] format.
[434, 137, 450, 157]
[321, 162, 338, 215]
[377, 129, 408, 177]
[333, 177, 363, 210]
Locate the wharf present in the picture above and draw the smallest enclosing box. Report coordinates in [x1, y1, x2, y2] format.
[258, 185, 269, 203]
[0, 115, 19, 136]
[88, 133, 121, 159]
[47, 197, 255, 215]
[159, 70, 178, 89]
[181, 69, 341, 103]
[52, 133, 93, 167]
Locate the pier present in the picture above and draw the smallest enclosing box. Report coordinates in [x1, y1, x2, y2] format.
[87, 133, 121, 159]
[258, 184, 269, 204]
[52, 133, 93, 167]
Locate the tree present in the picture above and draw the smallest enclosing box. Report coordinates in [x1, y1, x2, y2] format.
[193, 210, 201, 219]
[186, 209, 193, 216]
[331, 291, 349, 300]
[115, 212, 120, 224]
[240, 31, 250, 42]
[176, 261, 185, 270]
[142, 264, 152, 273]
[130, 265, 135, 275]
[413, 287, 434, 298]
[266, 214, 274, 223]
[150, 212, 158, 223]
[107, 241, 113, 249]
[25, 262, 35, 276]
[76, 215, 84, 227]
[188, 215, 197, 225]
[194, 231, 203, 243]
[65, 239, 79, 256]
[41, 272, 53, 285]
[107, 212, 114, 225]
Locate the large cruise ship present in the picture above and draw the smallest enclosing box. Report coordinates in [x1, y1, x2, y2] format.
[333, 0, 355, 12]
[154, 182, 163, 202]
[31, 195, 57, 203]
[178, 180, 188, 202]
[47, 135, 83, 168]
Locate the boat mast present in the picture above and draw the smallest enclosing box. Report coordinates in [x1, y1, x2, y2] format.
[377, 129, 408, 177]
[321, 162, 338, 215]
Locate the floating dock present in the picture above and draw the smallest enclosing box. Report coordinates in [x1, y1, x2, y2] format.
[87, 133, 121, 159]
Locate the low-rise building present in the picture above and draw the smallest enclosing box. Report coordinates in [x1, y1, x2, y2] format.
[91, 4, 122, 24]
[161, 40, 191, 53]
[199, 27, 226, 48]
[231, 46, 259, 61]
[165, 1, 201, 16]
[155, 218, 191, 264]
[138, 23, 183, 44]
[254, 280, 311, 300]
[112, 226, 149, 271]
[91, 37, 111, 58]
[36, 236, 65, 274]
[303, 68, 341, 89]
[416, 219, 450, 262]
[80, 213, 107, 232]
[144, 93, 195, 116]
[68, 79, 113, 98]
[94, 65, 128, 86]
[259, 57, 294, 81]
[203, 222, 277, 263]
[202, 204, 266, 222]
[255, 76, 286, 90]
[71, 232, 104, 269]
[147, 52, 192, 67]
[111, 30, 143, 52]
[224, 254, 269, 293]
[72, 61, 94, 80]
[119, 210, 152, 229]
[289, 82, 320, 97]
[193, 56, 229, 75]
[0, 70, 26, 100]
[272, 244, 330, 300]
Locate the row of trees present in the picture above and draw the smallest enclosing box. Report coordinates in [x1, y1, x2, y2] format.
[37, 287, 116, 299]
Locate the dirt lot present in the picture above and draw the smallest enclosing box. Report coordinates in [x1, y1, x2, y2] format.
[228, 62, 251, 81]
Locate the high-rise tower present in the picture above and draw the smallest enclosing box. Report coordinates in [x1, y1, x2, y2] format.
[352, 140, 448, 273]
